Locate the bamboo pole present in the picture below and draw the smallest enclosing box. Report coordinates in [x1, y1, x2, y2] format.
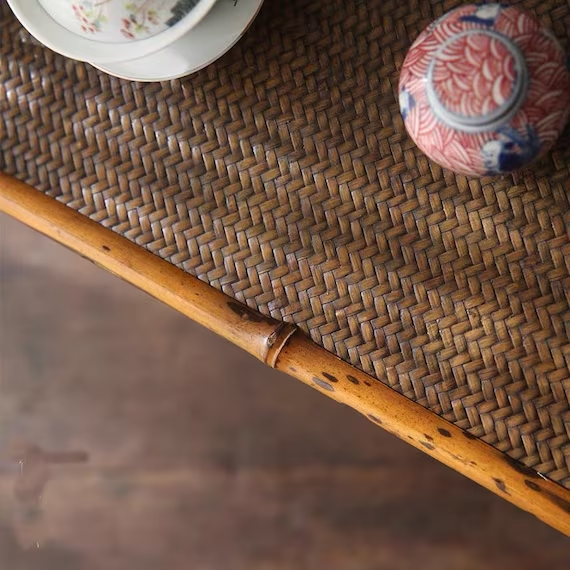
[1, 172, 569, 535]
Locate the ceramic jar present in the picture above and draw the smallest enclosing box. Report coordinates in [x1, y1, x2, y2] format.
[399, 3, 570, 176]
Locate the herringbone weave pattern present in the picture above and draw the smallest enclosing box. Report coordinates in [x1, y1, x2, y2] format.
[1, 0, 569, 485]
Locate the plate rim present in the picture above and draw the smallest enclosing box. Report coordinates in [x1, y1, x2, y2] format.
[90, 0, 265, 82]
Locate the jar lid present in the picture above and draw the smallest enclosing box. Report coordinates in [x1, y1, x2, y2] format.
[399, 3, 570, 176]
[425, 29, 528, 133]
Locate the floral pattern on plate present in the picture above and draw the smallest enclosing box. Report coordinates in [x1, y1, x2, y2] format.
[399, 3, 569, 176]
[41, 0, 203, 42]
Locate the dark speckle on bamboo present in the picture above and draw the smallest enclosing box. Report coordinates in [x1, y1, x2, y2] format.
[493, 478, 509, 494]
[504, 455, 540, 479]
[543, 489, 570, 513]
[523, 478, 570, 512]
[525, 480, 541, 491]
[424, 434, 434, 442]
[102, 245, 111, 252]
[367, 414, 383, 425]
[227, 301, 271, 324]
[312, 377, 335, 392]
[346, 374, 359, 385]
[322, 372, 338, 382]
[420, 441, 435, 450]
[364, 381, 372, 386]
[438, 428, 452, 438]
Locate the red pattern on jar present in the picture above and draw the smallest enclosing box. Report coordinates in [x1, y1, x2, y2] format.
[399, 4, 569, 176]
[431, 32, 517, 119]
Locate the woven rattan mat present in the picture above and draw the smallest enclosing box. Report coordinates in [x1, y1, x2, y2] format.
[1, 0, 569, 486]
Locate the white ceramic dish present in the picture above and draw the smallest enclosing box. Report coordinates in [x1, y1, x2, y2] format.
[37, 0, 214, 43]
[91, 0, 264, 81]
[7, 0, 218, 64]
